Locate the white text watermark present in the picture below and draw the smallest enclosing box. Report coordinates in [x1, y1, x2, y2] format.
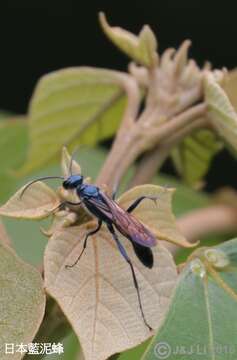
[3, 342, 64, 356]
[154, 342, 235, 359]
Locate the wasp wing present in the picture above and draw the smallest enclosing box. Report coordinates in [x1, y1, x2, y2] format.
[99, 192, 157, 248]
[82, 193, 114, 222]
[84, 192, 156, 267]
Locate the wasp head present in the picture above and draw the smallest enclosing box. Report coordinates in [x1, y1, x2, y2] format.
[63, 175, 84, 190]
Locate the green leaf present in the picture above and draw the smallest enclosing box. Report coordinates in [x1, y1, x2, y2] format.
[143, 238, 237, 360]
[37, 332, 80, 360]
[116, 339, 150, 360]
[204, 73, 237, 155]
[99, 13, 158, 67]
[172, 129, 222, 185]
[0, 117, 28, 202]
[18, 67, 127, 175]
[0, 117, 27, 172]
[0, 242, 45, 359]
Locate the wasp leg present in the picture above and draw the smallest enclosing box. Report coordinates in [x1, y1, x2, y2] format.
[63, 200, 82, 206]
[50, 200, 82, 215]
[112, 183, 119, 200]
[65, 219, 102, 269]
[126, 196, 159, 213]
[107, 223, 152, 331]
[112, 189, 117, 200]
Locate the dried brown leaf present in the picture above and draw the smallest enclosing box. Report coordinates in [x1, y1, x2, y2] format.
[0, 242, 46, 359]
[61, 146, 81, 178]
[0, 182, 60, 219]
[0, 219, 12, 247]
[44, 223, 177, 360]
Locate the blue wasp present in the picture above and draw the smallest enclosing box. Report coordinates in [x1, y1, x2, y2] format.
[21, 168, 159, 330]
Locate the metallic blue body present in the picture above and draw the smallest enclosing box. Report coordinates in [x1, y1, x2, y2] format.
[64, 174, 155, 330]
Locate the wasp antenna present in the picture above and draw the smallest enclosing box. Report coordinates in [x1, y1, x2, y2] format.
[20, 176, 64, 199]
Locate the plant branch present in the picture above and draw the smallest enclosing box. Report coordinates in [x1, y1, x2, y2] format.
[97, 102, 207, 191]
[164, 205, 237, 255]
[149, 103, 207, 142]
[112, 71, 141, 127]
[130, 115, 207, 187]
[129, 146, 170, 188]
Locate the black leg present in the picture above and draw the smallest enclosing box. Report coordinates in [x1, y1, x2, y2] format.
[65, 220, 102, 269]
[51, 200, 82, 214]
[107, 223, 152, 331]
[127, 196, 159, 213]
[64, 200, 82, 206]
[112, 183, 119, 200]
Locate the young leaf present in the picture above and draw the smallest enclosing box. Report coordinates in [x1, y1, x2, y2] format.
[172, 129, 222, 186]
[222, 68, 237, 112]
[205, 73, 237, 155]
[18, 67, 126, 175]
[0, 182, 60, 219]
[117, 184, 197, 248]
[99, 13, 158, 67]
[61, 146, 81, 178]
[44, 223, 178, 360]
[142, 238, 237, 360]
[0, 242, 45, 359]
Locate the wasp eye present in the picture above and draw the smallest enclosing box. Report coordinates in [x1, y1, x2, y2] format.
[62, 180, 69, 189]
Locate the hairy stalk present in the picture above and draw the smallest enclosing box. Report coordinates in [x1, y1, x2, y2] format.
[130, 112, 207, 186]
[129, 146, 170, 188]
[97, 103, 207, 191]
